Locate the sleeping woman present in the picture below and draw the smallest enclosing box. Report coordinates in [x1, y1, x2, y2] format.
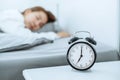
[0, 6, 70, 40]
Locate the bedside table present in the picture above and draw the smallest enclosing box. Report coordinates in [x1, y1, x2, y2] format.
[23, 61, 120, 80]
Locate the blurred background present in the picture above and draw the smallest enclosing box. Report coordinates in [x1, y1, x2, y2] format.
[0, 0, 119, 51]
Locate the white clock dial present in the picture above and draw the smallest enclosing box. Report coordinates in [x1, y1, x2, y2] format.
[67, 42, 96, 70]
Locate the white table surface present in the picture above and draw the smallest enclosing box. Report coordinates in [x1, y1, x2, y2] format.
[23, 61, 120, 80]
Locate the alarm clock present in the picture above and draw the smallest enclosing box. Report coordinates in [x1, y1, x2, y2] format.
[67, 31, 97, 71]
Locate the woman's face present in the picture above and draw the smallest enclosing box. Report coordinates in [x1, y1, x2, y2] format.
[24, 10, 48, 31]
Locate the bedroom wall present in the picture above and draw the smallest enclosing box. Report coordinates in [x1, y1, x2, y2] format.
[0, 0, 119, 50]
[58, 0, 119, 51]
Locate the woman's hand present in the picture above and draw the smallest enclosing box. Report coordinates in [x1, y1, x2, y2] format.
[57, 31, 70, 38]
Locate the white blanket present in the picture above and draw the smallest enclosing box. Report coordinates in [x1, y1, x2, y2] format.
[0, 33, 53, 52]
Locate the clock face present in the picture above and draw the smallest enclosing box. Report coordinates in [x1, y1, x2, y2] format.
[67, 42, 96, 71]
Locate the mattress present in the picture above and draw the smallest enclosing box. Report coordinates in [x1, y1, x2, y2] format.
[0, 37, 119, 62]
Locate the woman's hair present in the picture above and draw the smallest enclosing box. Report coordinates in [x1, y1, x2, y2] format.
[22, 6, 56, 23]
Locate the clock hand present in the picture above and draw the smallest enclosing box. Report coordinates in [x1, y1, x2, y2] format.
[77, 46, 83, 63]
[81, 46, 83, 55]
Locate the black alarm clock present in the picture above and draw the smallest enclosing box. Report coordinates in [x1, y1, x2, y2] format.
[67, 31, 97, 71]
